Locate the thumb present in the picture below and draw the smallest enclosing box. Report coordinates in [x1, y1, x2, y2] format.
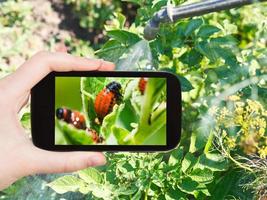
[30, 148, 106, 174]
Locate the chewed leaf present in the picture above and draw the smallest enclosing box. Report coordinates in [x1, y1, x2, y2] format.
[81, 77, 106, 97]
[123, 78, 138, 100]
[100, 104, 121, 139]
[56, 119, 94, 145]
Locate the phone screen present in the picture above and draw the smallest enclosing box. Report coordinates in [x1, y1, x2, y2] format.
[55, 76, 167, 145]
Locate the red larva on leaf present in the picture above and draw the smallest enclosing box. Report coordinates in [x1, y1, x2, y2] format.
[94, 81, 122, 120]
[56, 108, 86, 130]
[138, 77, 148, 95]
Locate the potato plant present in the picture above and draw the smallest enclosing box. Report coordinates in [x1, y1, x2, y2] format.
[48, 0, 267, 199]
[0, 0, 266, 199]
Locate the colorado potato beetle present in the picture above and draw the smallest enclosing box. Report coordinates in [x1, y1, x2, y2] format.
[56, 108, 86, 130]
[138, 78, 148, 95]
[94, 81, 123, 120]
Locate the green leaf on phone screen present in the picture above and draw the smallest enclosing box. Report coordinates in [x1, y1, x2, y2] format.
[56, 120, 93, 145]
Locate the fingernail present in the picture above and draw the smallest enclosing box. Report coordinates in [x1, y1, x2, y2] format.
[103, 60, 115, 68]
[89, 155, 106, 166]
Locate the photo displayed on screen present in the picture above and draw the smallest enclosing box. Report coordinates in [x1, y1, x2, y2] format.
[55, 76, 167, 145]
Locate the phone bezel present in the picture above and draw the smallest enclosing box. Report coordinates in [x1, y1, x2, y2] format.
[31, 71, 181, 152]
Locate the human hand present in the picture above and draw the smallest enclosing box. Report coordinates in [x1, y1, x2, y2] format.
[0, 51, 114, 190]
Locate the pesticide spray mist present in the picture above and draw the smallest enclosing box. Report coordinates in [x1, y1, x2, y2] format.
[116, 40, 154, 71]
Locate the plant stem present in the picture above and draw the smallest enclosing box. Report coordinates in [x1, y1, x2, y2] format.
[204, 131, 214, 154]
[144, 181, 151, 200]
[80, 89, 93, 99]
[227, 153, 253, 172]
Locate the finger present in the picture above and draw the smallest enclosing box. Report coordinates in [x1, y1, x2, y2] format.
[16, 92, 30, 113]
[30, 149, 106, 174]
[2, 51, 115, 96]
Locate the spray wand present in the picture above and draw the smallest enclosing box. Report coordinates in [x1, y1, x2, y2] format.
[144, 0, 267, 40]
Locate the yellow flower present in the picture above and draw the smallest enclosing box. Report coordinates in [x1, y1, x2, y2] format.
[246, 99, 263, 113]
[234, 115, 243, 124]
[258, 146, 267, 159]
[220, 107, 230, 116]
[215, 98, 266, 157]
[235, 106, 244, 116]
[225, 136, 236, 149]
[258, 118, 266, 129]
[228, 95, 240, 101]
[258, 128, 265, 137]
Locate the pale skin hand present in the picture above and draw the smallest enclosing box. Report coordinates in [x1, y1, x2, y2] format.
[0, 51, 115, 190]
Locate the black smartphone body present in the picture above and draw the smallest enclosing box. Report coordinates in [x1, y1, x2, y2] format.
[31, 71, 181, 152]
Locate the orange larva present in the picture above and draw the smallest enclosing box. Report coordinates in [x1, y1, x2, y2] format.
[94, 81, 122, 120]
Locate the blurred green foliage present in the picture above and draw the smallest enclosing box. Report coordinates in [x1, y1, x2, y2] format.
[64, 0, 122, 33]
[55, 77, 82, 110]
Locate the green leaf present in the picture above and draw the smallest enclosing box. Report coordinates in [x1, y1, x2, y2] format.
[107, 30, 141, 46]
[211, 171, 242, 200]
[188, 168, 213, 184]
[185, 18, 203, 36]
[160, 68, 194, 91]
[196, 41, 219, 62]
[179, 48, 203, 67]
[176, 75, 194, 92]
[210, 35, 238, 46]
[20, 112, 30, 129]
[177, 177, 199, 195]
[78, 168, 103, 184]
[95, 39, 127, 62]
[56, 120, 94, 145]
[168, 146, 184, 166]
[189, 130, 207, 153]
[101, 104, 121, 140]
[181, 153, 197, 173]
[112, 126, 131, 144]
[195, 153, 228, 172]
[47, 175, 85, 194]
[176, 21, 188, 38]
[115, 12, 126, 29]
[197, 25, 221, 38]
[165, 187, 186, 200]
[115, 186, 137, 195]
[214, 46, 238, 66]
[90, 184, 113, 199]
[132, 189, 142, 200]
[116, 99, 139, 131]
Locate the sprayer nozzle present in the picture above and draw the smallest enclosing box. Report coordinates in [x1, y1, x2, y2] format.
[144, 25, 159, 40]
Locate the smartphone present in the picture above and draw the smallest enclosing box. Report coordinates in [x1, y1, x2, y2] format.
[31, 71, 181, 151]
